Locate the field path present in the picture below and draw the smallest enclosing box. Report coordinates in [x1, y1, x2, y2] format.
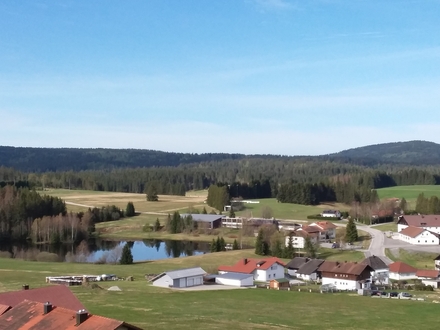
[65, 201, 95, 208]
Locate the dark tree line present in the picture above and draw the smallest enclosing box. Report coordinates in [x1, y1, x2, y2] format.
[415, 193, 440, 214]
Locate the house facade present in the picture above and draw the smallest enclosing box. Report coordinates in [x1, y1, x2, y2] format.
[309, 221, 337, 241]
[320, 210, 341, 219]
[295, 259, 325, 281]
[285, 231, 318, 249]
[397, 215, 440, 234]
[388, 262, 417, 281]
[319, 261, 372, 291]
[398, 226, 440, 245]
[416, 270, 440, 288]
[285, 257, 310, 276]
[218, 257, 286, 282]
[361, 255, 389, 285]
[215, 272, 254, 287]
[151, 267, 206, 288]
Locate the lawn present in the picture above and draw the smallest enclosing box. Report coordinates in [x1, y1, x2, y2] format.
[373, 223, 397, 232]
[236, 198, 349, 220]
[385, 248, 439, 269]
[1, 253, 440, 329]
[377, 185, 440, 205]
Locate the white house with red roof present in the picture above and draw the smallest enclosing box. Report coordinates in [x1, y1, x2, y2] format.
[309, 221, 337, 240]
[218, 257, 286, 282]
[416, 269, 440, 288]
[388, 261, 418, 280]
[397, 215, 440, 234]
[285, 230, 318, 249]
[398, 226, 440, 245]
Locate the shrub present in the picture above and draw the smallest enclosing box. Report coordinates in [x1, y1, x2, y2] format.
[36, 252, 61, 262]
[0, 251, 12, 259]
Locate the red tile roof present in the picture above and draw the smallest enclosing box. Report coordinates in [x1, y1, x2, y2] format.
[399, 226, 425, 238]
[0, 285, 84, 311]
[218, 257, 286, 274]
[389, 261, 418, 274]
[300, 226, 320, 234]
[312, 221, 337, 230]
[0, 304, 10, 316]
[416, 269, 440, 278]
[0, 300, 142, 330]
[398, 215, 440, 228]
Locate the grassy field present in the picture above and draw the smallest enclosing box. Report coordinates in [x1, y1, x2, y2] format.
[1, 251, 440, 329]
[236, 198, 349, 220]
[373, 223, 398, 232]
[377, 185, 440, 205]
[385, 248, 438, 269]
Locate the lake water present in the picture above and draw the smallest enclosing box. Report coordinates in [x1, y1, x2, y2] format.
[0, 239, 211, 263]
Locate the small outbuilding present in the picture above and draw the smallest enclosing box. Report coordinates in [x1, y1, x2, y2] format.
[150, 267, 206, 288]
[269, 278, 291, 290]
[215, 272, 254, 287]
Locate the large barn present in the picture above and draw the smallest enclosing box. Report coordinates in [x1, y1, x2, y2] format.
[150, 267, 206, 288]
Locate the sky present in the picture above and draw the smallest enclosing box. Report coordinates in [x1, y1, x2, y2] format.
[1, 0, 440, 155]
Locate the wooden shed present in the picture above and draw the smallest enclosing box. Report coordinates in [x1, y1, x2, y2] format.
[269, 278, 290, 290]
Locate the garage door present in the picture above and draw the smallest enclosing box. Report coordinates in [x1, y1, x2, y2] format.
[195, 277, 202, 285]
[187, 278, 194, 287]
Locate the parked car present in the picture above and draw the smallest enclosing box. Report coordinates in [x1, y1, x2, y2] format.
[331, 242, 340, 249]
[399, 292, 412, 299]
[389, 292, 399, 297]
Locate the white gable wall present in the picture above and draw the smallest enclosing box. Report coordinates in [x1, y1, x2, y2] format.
[322, 277, 358, 290]
[389, 271, 417, 281]
[399, 230, 439, 245]
[253, 263, 285, 282]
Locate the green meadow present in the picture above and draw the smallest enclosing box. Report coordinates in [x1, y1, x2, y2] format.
[377, 185, 440, 205]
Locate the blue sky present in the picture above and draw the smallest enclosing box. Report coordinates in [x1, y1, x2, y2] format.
[1, 0, 440, 155]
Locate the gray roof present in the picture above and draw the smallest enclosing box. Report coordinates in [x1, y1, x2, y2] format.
[151, 267, 206, 282]
[181, 214, 224, 223]
[297, 259, 325, 275]
[286, 257, 310, 270]
[361, 255, 388, 270]
[216, 272, 254, 280]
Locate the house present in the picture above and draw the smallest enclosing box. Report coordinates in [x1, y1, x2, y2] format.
[320, 210, 341, 219]
[222, 217, 245, 229]
[269, 278, 290, 290]
[388, 261, 418, 280]
[361, 255, 389, 284]
[180, 214, 223, 229]
[150, 267, 206, 288]
[215, 272, 254, 287]
[416, 269, 440, 288]
[319, 261, 373, 291]
[0, 284, 85, 311]
[285, 230, 318, 249]
[309, 221, 337, 241]
[434, 255, 440, 270]
[398, 226, 440, 245]
[296, 259, 325, 281]
[0, 299, 142, 330]
[397, 214, 440, 234]
[218, 257, 286, 282]
[285, 257, 310, 276]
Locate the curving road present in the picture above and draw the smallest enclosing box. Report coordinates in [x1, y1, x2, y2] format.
[357, 225, 393, 265]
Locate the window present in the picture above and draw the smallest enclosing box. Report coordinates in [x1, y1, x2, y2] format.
[268, 274, 271, 279]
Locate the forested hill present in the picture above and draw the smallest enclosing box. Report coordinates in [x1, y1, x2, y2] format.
[331, 141, 440, 165]
[1, 140, 440, 172]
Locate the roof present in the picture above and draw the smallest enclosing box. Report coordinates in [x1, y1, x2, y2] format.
[317, 261, 340, 273]
[0, 285, 85, 311]
[361, 256, 389, 270]
[398, 215, 440, 228]
[434, 255, 440, 261]
[151, 267, 206, 282]
[0, 300, 142, 330]
[399, 226, 426, 238]
[389, 261, 418, 274]
[311, 221, 337, 230]
[0, 304, 10, 316]
[218, 257, 286, 274]
[416, 269, 440, 278]
[180, 214, 223, 223]
[297, 259, 325, 275]
[286, 257, 310, 270]
[271, 278, 290, 283]
[216, 272, 254, 280]
[318, 261, 372, 276]
[300, 226, 320, 234]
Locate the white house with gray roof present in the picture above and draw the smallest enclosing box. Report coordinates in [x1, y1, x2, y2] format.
[150, 267, 206, 288]
[215, 272, 254, 287]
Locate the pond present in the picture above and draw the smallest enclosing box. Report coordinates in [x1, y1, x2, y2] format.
[0, 239, 211, 263]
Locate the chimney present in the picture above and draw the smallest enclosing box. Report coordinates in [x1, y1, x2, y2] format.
[22, 284, 29, 290]
[243, 258, 248, 265]
[44, 302, 53, 314]
[76, 310, 88, 325]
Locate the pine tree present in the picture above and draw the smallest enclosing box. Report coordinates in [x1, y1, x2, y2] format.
[215, 236, 221, 252]
[146, 183, 159, 202]
[125, 202, 135, 217]
[154, 218, 161, 231]
[210, 239, 217, 252]
[255, 228, 265, 255]
[202, 207, 208, 214]
[284, 233, 295, 259]
[232, 239, 239, 250]
[219, 237, 226, 251]
[229, 208, 235, 218]
[345, 218, 358, 243]
[304, 236, 317, 258]
[120, 243, 133, 265]
[271, 238, 283, 258]
[400, 198, 408, 213]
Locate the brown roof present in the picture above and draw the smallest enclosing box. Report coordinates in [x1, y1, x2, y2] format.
[318, 261, 371, 276]
[291, 230, 318, 238]
[312, 221, 337, 230]
[0, 285, 85, 311]
[399, 226, 425, 238]
[300, 226, 320, 234]
[389, 261, 418, 274]
[361, 255, 389, 271]
[218, 257, 286, 274]
[0, 300, 142, 330]
[0, 304, 10, 316]
[416, 269, 440, 278]
[398, 215, 440, 227]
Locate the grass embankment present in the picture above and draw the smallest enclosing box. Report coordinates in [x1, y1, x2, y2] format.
[373, 223, 397, 232]
[385, 248, 438, 269]
[377, 185, 440, 206]
[1, 252, 439, 329]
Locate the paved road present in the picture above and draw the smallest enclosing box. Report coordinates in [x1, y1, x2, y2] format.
[357, 225, 394, 265]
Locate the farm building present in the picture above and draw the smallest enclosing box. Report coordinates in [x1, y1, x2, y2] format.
[269, 278, 290, 290]
[416, 270, 440, 288]
[388, 262, 417, 281]
[398, 226, 440, 245]
[215, 272, 254, 287]
[397, 215, 440, 234]
[319, 261, 373, 291]
[180, 214, 223, 229]
[218, 257, 286, 282]
[150, 267, 206, 288]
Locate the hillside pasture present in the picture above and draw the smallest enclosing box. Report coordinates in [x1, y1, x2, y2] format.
[377, 185, 440, 205]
